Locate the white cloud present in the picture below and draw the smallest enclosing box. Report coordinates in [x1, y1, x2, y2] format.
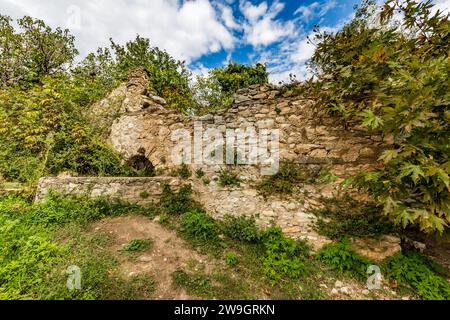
[0, 0, 235, 63]
[241, 1, 295, 47]
[218, 3, 241, 30]
[295, 0, 337, 23]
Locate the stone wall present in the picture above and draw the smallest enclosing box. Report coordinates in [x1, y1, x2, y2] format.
[109, 68, 390, 177]
[35, 176, 181, 206]
[35, 69, 395, 251]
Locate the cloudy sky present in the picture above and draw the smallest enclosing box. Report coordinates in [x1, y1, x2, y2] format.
[1, 0, 449, 82]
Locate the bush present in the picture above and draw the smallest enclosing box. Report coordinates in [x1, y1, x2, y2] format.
[181, 210, 219, 244]
[159, 184, 202, 215]
[316, 240, 371, 281]
[221, 215, 261, 243]
[257, 163, 322, 197]
[385, 251, 450, 300]
[176, 163, 192, 179]
[261, 227, 309, 284]
[218, 169, 241, 187]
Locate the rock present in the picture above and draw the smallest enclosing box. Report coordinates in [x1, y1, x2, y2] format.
[331, 288, 339, 295]
[335, 280, 344, 288]
[340, 287, 351, 294]
[234, 95, 251, 104]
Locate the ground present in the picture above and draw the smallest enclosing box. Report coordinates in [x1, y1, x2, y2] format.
[84, 214, 408, 300]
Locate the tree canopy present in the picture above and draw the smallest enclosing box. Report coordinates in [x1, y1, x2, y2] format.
[308, 0, 449, 234]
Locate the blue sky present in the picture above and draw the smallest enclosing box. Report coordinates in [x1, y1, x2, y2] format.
[1, 0, 448, 82]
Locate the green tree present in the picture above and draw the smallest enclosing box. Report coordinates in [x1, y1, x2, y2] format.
[192, 62, 269, 114]
[308, 0, 450, 233]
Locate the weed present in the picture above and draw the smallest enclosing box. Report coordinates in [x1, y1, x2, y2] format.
[218, 169, 241, 187]
[261, 227, 309, 284]
[122, 239, 153, 252]
[195, 168, 205, 178]
[221, 215, 261, 243]
[177, 163, 192, 179]
[159, 184, 202, 215]
[316, 240, 371, 281]
[384, 251, 450, 300]
[172, 269, 215, 298]
[181, 210, 219, 245]
[139, 191, 150, 199]
[225, 252, 238, 266]
[202, 178, 211, 185]
[319, 170, 338, 183]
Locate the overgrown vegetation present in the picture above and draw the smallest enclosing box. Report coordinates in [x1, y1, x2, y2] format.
[308, 0, 450, 233]
[313, 194, 397, 240]
[122, 239, 153, 252]
[257, 162, 323, 197]
[218, 168, 242, 187]
[317, 240, 371, 281]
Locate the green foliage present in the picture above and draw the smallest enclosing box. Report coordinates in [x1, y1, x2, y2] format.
[0, 15, 77, 84]
[192, 62, 268, 114]
[172, 269, 215, 298]
[257, 163, 322, 197]
[181, 210, 219, 245]
[225, 252, 238, 266]
[261, 227, 309, 284]
[218, 169, 241, 187]
[211, 63, 268, 95]
[0, 194, 157, 299]
[385, 251, 450, 300]
[309, 0, 450, 233]
[221, 215, 261, 243]
[122, 239, 153, 252]
[316, 240, 371, 281]
[106, 36, 194, 114]
[176, 163, 192, 179]
[195, 168, 205, 178]
[313, 194, 397, 240]
[159, 184, 202, 215]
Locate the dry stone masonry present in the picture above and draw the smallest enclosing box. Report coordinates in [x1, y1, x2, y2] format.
[36, 68, 399, 254]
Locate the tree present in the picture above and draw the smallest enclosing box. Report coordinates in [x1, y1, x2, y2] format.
[0, 15, 77, 85]
[192, 62, 269, 114]
[308, 0, 449, 234]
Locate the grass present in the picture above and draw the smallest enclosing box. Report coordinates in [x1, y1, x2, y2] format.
[1, 185, 448, 301]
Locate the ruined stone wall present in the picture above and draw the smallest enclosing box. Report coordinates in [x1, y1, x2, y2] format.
[109, 69, 390, 176]
[35, 176, 181, 206]
[35, 69, 394, 250]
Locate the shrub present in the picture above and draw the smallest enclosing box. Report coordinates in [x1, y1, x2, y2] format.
[385, 251, 450, 300]
[221, 215, 261, 243]
[195, 168, 205, 178]
[122, 239, 153, 252]
[181, 210, 219, 244]
[261, 227, 309, 284]
[159, 184, 202, 215]
[257, 163, 322, 197]
[316, 240, 371, 281]
[176, 163, 192, 179]
[225, 252, 238, 266]
[219, 169, 241, 187]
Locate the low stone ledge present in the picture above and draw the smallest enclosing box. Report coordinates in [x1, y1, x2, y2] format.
[35, 176, 181, 205]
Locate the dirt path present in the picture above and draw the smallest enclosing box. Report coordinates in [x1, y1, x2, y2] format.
[91, 215, 208, 300]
